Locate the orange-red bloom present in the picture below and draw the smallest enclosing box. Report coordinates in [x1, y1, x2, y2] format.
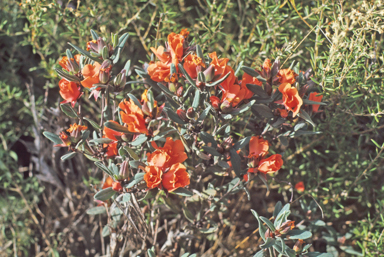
[112, 181, 123, 191]
[150, 46, 171, 63]
[221, 83, 252, 107]
[144, 166, 163, 189]
[67, 123, 87, 133]
[81, 62, 101, 89]
[249, 136, 269, 158]
[104, 142, 118, 158]
[179, 28, 189, 38]
[209, 52, 236, 91]
[103, 120, 123, 141]
[263, 59, 272, 71]
[168, 32, 185, 63]
[102, 176, 113, 189]
[277, 108, 289, 118]
[147, 61, 171, 82]
[295, 181, 305, 192]
[59, 79, 81, 107]
[258, 154, 283, 174]
[242, 72, 262, 89]
[147, 137, 188, 168]
[162, 163, 190, 192]
[210, 96, 220, 110]
[183, 54, 205, 79]
[119, 99, 148, 135]
[278, 83, 303, 117]
[308, 92, 323, 113]
[278, 69, 297, 84]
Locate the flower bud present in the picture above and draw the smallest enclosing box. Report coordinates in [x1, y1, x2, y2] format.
[186, 107, 196, 119]
[177, 109, 187, 121]
[99, 60, 112, 84]
[101, 46, 109, 59]
[68, 58, 80, 73]
[293, 239, 304, 252]
[119, 160, 130, 179]
[203, 65, 215, 82]
[264, 228, 274, 239]
[169, 82, 177, 93]
[222, 136, 234, 150]
[114, 72, 126, 88]
[141, 102, 151, 116]
[220, 100, 233, 113]
[112, 181, 123, 192]
[176, 86, 183, 97]
[59, 131, 71, 146]
[277, 220, 295, 235]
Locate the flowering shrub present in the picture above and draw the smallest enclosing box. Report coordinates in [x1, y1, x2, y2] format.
[43, 28, 326, 255]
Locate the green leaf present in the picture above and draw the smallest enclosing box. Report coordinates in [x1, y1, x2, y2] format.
[192, 89, 200, 110]
[86, 206, 106, 215]
[183, 206, 195, 223]
[84, 117, 101, 130]
[43, 131, 62, 145]
[206, 71, 231, 87]
[242, 66, 266, 82]
[260, 216, 276, 232]
[258, 173, 269, 191]
[131, 134, 147, 146]
[196, 106, 211, 122]
[124, 60, 131, 76]
[305, 253, 333, 257]
[60, 152, 77, 161]
[246, 84, 269, 98]
[284, 248, 296, 257]
[260, 237, 276, 249]
[303, 98, 326, 106]
[164, 107, 186, 125]
[124, 146, 139, 160]
[251, 209, 266, 241]
[229, 148, 242, 176]
[287, 229, 312, 239]
[127, 93, 142, 109]
[90, 138, 115, 144]
[273, 201, 283, 218]
[94, 187, 116, 201]
[68, 42, 101, 62]
[178, 63, 196, 88]
[233, 136, 252, 151]
[151, 129, 177, 141]
[253, 250, 267, 257]
[231, 100, 255, 115]
[60, 104, 78, 118]
[172, 188, 193, 197]
[147, 248, 156, 257]
[202, 146, 221, 156]
[94, 161, 114, 176]
[196, 44, 205, 63]
[102, 225, 110, 237]
[125, 173, 145, 188]
[120, 193, 131, 203]
[200, 132, 217, 147]
[104, 121, 132, 134]
[156, 82, 173, 96]
[298, 110, 316, 127]
[252, 104, 274, 119]
[340, 246, 363, 256]
[117, 33, 129, 48]
[55, 68, 81, 82]
[90, 29, 99, 40]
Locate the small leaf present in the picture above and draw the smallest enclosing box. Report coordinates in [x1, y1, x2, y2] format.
[253, 250, 267, 257]
[229, 148, 242, 176]
[164, 107, 186, 125]
[86, 206, 106, 215]
[172, 188, 193, 197]
[206, 71, 231, 87]
[156, 82, 173, 96]
[242, 66, 266, 82]
[61, 152, 77, 161]
[178, 63, 196, 88]
[68, 42, 100, 62]
[104, 121, 132, 134]
[124, 146, 140, 160]
[90, 138, 115, 144]
[55, 68, 81, 82]
[147, 249, 156, 257]
[43, 131, 62, 145]
[192, 89, 200, 110]
[231, 100, 255, 115]
[200, 132, 217, 147]
[260, 216, 276, 232]
[129, 160, 145, 169]
[303, 98, 326, 106]
[251, 209, 266, 241]
[340, 246, 363, 256]
[196, 106, 211, 122]
[246, 83, 269, 98]
[102, 225, 110, 237]
[183, 206, 195, 223]
[131, 134, 147, 146]
[260, 237, 276, 249]
[94, 161, 114, 176]
[124, 60, 131, 76]
[233, 136, 252, 151]
[127, 93, 142, 109]
[273, 201, 283, 218]
[60, 104, 78, 118]
[196, 45, 205, 63]
[287, 229, 312, 240]
[125, 173, 145, 188]
[94, 187, 116, 201]
[202, 146, 221, 156]
[90, 29, 99, 40]
[84, 117, 101, 130]
[304, 253, 333, 257]
[252, 104, 274, 119]
[298, 109, 316, 127]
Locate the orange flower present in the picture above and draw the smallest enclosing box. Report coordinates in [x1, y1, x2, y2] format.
[277, 108, 289, 118]
[308, 92, 323, 113]
[103, 120, 123, 141]
[221, 83, 252, 107]
[210, 96, 220, 110]
[119, 99, 148, 134]
[59, 54, 81, 72]
[162, 163, 190, 192]
[168, 32, 185, 63]
[59, 79, 81, 107]
[144, 166, 163, 189]
[295, 181, 305, 192]
[81, 62, 101, 89]
[67, 123, 87, 133]
[243, 173, 249, 182]
[102, 176, 113, 189]
[183, 54, 205, 79]
[242, 72, 262, 87]
[179, 28, 190, 38]
[150, 46, 171, 63]
[278, 83, 303, 117]
[249, 136, 269, 157]
[112, 181, 123, 191]
[258, 154, 283, 174]
[104, 142, 118, 158]
[209, 52, 236, 91]
[147, 137, 188, 168]
[278, 69, 298, 84]
[263, 59, 272, 71]
[147, 61, 171, 82]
